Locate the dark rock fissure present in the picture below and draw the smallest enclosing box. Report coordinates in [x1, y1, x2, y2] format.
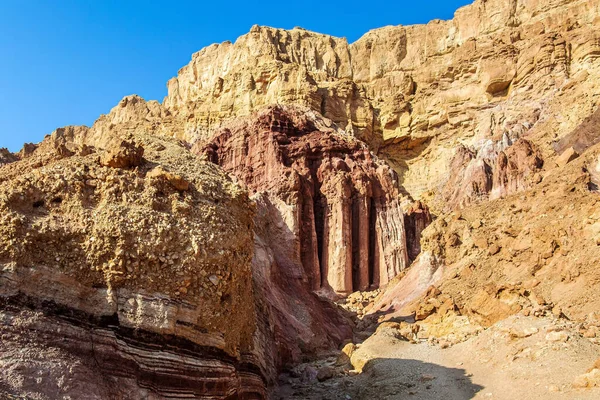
[1, 294, 267, 399]
[314, 189, 326, 288]
[368, 196, 377, 287]
[351, 194, 361, 292]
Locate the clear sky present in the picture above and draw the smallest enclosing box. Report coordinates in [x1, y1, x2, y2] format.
[0, 0, 472, 152]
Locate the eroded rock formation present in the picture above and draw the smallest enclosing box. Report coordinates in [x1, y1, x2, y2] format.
[369, 137, 600, 348]
[92, 0, 596, 203]
[0, 148, 18, 165]
[440, 138, 544, 210]
[3, 0, 600, 397]
[63, 1, 600, 211]
[404, 201, 433, 262]
[0, 134, 266, 399]
[195, 105, 409, 295]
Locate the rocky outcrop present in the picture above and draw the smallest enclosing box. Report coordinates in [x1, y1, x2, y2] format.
[0, 134, 266, 399]
[59, 1, 600, 211]
[555, 106, 600, 155]
[143, 0, 599, 202]
[491, 138, 544, 200]
[196, 105, 409, 296]
[370, 141, 600, 343]
[440, 138, 543, 210]
[0, 148, 17, 165]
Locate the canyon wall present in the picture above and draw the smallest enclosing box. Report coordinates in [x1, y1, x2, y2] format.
[2, 0, 600, 396]
[70, 0, 600, 214]
[114, 0, 599, 205]
[195, 105, 409, 295]
[0, 134, 266, 398]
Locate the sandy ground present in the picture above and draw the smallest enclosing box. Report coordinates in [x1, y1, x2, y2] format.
[272, 316, 600, 399]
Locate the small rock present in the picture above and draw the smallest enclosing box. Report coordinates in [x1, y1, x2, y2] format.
[573, 369, 600, 388]
[473, 237, 488, 249]
[584, 328, 597, 338]
[488, 243, 501, 255]
[336, 343, 356, 366]
[416, 303, 436, 321]
[556, 147, 579, 167]
[509, 327, 538, 339]
[301, 365, 318, 382]
[420, 374, 436, 382]
[147, 166, 190, 191]
[209, 275, 220, 286]
[100, 139, 144, 169]
[552, 305, 566, 319]
[545, 331, 569, 343]
[316, 366, 335, 382]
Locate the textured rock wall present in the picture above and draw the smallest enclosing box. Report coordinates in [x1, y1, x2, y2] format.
[59, 0, 600, 212]
[375, 141, 600, 330]
[5, 0, 599, 395]
[0, 134, 266, 398]
[145, 0, 599, 202]
[439, 138, 544, 211]
[195, 105, 409, 295]
[404, 201, 433, 262]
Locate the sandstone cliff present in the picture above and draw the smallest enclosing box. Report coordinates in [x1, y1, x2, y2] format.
[57, 0, 600, 214]
[2, 0, 600, 397]
[82, 0, 598, 208]
[0, 134, 265, 398]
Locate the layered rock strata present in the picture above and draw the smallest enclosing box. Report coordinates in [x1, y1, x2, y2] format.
[59, 0, 600, 211]
[132, 0, 599, 202]
[0, 134, 266, 399]
[196, 105, 409, 296]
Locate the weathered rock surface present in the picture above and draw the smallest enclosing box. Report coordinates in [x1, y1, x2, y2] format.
[439, 137, 544, 210]
[555, 106, 600, 155]
[404, 201, 432, 263]
[0, 148, 18, 165]
[80, 0, 600, 205]
[0, 133, 266, 398]
[195, 105, 409, 295]
[3, 0, 600, 398]
[370, 140, 600, 341]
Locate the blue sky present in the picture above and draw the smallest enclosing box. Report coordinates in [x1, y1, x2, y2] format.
[0, 0, 472, 152]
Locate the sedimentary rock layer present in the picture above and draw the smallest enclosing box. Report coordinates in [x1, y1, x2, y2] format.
[53, 0, 600, 211]
[151, 0, 600, 201]
[196, 105, 409, 295]
[0, 133, 266, 399]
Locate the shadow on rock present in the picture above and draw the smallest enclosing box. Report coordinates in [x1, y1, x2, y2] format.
[273, 357, 484, 400]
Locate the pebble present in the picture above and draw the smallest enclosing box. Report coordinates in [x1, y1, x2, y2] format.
[545, 331, 569, 343]
[209, 275, 220, 286]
